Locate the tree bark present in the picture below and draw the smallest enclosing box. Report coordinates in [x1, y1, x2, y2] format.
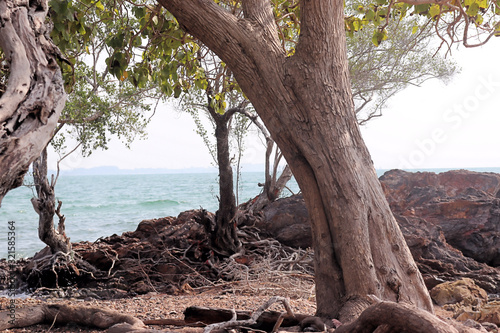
[184, 306, 310, 330]
[0, 0, 66, 204]
[333, 300, 483, 333]
[31, 147, 71, 254]
[0, 303, 147, 331]
[158, 0, 433, 321]
[210, 107, 241, 255]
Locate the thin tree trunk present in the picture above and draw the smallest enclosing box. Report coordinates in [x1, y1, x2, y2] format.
[210, 109, 240, 255]
[0, 0, 66, 204]
[31, 147, 71, 254]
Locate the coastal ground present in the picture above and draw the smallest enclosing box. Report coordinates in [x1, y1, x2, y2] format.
[1, 281, 458, 333]
[1, 280, 319, 332]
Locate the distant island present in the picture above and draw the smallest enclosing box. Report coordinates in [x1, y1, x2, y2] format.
[48, 164, 269, 176]
[47, 165, 500, 177]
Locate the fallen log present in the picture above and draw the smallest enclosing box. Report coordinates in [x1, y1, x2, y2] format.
[0, 303, 148, 332]
[184, 306, 309, 331]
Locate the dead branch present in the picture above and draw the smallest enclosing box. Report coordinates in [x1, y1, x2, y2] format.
[183, 296, 299, 333]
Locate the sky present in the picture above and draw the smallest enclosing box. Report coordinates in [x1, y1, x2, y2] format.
[48, 40, 500, 172]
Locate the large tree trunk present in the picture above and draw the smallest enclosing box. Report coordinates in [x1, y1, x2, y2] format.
[158, 0, 433, 321]
[0, 0, 66, 204]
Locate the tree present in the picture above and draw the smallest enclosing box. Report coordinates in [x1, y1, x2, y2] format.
[181, 46, 293, 254]
[72, 0, 459, 319]
[155, 0, 438, 322]
[182, 9, 456, 216]
[348, 18, 457, 124]
[0, 0, 66, 205]
[28, 0, 163, 255]
[0, 0, 489, 325]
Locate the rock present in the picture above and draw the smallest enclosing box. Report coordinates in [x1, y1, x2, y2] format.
[430, 278, 488, 306]
[379, 169, 500, 267]
[254, 194, 312, 249]
[480, 321, 500, 332]
[455, 301, 500, 326]
[460, 319, 489, 333]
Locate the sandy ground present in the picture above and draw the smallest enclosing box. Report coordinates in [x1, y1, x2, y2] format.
[1, 286, 318, 332]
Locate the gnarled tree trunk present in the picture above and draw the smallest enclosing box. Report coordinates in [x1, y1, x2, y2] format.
[158, 0, 433, 322]
[31, 147, 71, 254]
[0, 0, 66, 205]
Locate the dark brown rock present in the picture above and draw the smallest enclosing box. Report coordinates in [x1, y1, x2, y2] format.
[379, 169, 500, 267]
[254, 194, 312, 249]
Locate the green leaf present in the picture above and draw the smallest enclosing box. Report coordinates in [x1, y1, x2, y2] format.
[132, 7, 146, 19]
[95, 0, 104, 11]
[414, 4, 430, 14]
[174, 86, 182, 98]
[477, 0, 488, 8]
[365, 9, 375, 20]
[429, 4, 440, 17]
[467, 2, 479, 16]
[476, 14, 484, 24]
[372, 29, 388, 46]
[412, 25, 419, 34]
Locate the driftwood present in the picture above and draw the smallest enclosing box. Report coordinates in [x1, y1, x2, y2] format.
[185, 302, 310, 332]
[199, 296, 296, 333]
[0, 303, 150, 332]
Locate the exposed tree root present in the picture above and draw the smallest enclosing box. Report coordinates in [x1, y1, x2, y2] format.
[334, 299, 483, 333]
[0, 303, 149, 332]
[23, 246, 99, 289]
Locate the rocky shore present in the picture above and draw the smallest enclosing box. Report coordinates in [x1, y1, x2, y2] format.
[0, 169, 499, 332]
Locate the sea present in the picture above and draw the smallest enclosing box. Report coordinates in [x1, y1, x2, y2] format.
[2, 167, 500, 259]
[0, 172, 301, 259]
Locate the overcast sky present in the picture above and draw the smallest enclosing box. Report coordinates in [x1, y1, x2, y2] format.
[49, 40, 500, 172]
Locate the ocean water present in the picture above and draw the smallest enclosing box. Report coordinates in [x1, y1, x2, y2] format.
[0, 172, 300, 259]
[2, 167, 500, 259]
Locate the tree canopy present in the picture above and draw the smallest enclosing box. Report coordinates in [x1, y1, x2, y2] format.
[46, 0, 460, 121]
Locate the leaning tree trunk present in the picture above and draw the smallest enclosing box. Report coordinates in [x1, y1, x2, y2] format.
[159, 0, 433, 322]
[210, 109, 241, 256]
[0, 0, 66, 205]
[31, 147, 71, 254]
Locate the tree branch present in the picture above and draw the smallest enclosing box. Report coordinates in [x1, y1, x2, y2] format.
[157, 0, 247, 71]
[0, 0, 66, 204]
[295, 0, 345, 59]
[241, 0, 281, 47]
[0, 2, 31, 123]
